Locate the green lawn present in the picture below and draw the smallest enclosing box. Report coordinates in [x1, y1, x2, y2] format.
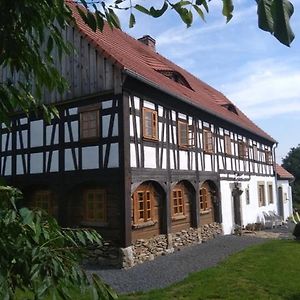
[16, 240, 300, 300]
[120, 240, 300, 300]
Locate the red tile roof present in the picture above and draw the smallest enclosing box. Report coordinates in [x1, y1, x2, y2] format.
[67, 1, 276, 143]
[275, 164, 294, 180]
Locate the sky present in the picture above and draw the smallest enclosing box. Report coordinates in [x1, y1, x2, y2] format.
[113, 0, 300, 163]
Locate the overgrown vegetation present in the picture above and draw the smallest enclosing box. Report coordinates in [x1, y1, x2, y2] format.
[120, 240, 300, 300]
[283, 144, 300, 210]
[0, 186, 117, 300]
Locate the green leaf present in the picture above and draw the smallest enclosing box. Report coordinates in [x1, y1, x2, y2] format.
[222, 0, 234, 23]
[87, 11, 97, 32]
[149, 2, 168, 18]
[257, 0, 274, 32]
[271, 0, 295, 46]
[193, 5, 205, 21]
[129, 13, 136, 28]
[134, 4, 151, 15]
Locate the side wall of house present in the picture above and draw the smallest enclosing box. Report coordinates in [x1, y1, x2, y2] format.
[125, 80, 276, 237]
[278, 179, 293, 220]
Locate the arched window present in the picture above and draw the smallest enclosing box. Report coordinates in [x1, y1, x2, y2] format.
[83, 189, 106, 223]
[172, 188, 185, 217]
[31, 190, 53, 215]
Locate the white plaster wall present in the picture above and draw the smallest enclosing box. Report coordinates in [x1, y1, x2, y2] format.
[102, 100, 113, 109]
[204, 155, 212, 171]
[144, 146, 156, 168]
[107, 143, 119, 168]
[221, 175, 278, 234]
[46, 125, 58, 145]
[220, 180, 235, 234]
[30, 120, 43, 147]
[179, 150, 188, 170]
[278, 180, 293, 220]
[130, 143, 137, 168]
[82, 146, 98, 169]
[2, 156, 12, 176]
[30, 153, 43, 173]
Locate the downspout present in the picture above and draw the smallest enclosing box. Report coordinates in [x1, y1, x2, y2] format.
[273, 142, 279, 213]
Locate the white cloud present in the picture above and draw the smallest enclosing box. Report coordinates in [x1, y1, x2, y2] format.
[220, 59, 300, 119]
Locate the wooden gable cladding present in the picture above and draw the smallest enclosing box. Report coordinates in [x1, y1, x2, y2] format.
[0, 25, 122, 104]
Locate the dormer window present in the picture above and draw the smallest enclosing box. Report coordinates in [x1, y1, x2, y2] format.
[222, 104, 238, 115]
[157, 70, 193, 90]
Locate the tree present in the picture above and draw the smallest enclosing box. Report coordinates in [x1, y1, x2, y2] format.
[282, 144, 300, 209]
[0, 0, 295, 127]
[0, 186, 117, 299]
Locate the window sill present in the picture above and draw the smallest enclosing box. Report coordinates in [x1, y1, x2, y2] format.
[172, 215, 186, 221]
[200, 209, 212, 215]
[143, 137, 158, 142]
[203, 150, 214, 154]
[132, 220, 157, 229]
[80, 221, 108, 227]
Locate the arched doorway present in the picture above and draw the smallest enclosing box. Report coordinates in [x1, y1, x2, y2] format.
[199, 181, 219, 225]
[170, 180, 195, 233]
[131, 181, 165, 241]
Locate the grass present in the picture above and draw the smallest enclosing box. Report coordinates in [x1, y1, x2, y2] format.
[120, 239, 300, 300]
[15, 240, 300, 299]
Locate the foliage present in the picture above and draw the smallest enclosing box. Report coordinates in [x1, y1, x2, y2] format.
[120, 240, 300, 300]
[293, 222, 300, 239]
[282, 144, 300, 208]
[76, 0, 295, 46]
[0, 0, 295, 127]
[0, 186, 118, 300]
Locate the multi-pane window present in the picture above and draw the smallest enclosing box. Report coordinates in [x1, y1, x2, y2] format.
[238, 141, 248, 158]
[172, 189, 184, 216]
[253, 145, 258, 161]
[133, 189, 153, 223]
[258, 183, 266, 207]
[265, 150, 272, 164]
[80, 109, 99, 140]
[200, 187, 211, 212]
[268, 183, 274, 204]
[224, 134, 232, 155]
[203, 130, 213, 153]
[143, 108, 158, 140]
[32, 190, 53, 214]
[84, 189, 106, 222]
[178, 121, 194, 148]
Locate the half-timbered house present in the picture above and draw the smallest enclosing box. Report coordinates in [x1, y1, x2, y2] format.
[0, 2, 290, 265]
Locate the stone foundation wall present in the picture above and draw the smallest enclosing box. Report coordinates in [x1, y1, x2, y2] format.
[86, 223, 223, 269]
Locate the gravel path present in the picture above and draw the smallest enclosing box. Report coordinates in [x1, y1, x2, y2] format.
[87, 235, 267, 294]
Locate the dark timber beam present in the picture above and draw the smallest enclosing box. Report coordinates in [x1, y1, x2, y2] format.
[120, 92, 132, 247]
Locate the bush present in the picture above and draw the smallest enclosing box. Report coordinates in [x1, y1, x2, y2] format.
[0, 186, 117, 300]
[293, 222, 300, 240]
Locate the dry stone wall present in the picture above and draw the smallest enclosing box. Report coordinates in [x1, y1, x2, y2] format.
[86, 223, 223, 268]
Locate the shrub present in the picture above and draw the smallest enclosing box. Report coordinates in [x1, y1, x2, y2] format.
[293, 222, 300, 240]
[0, 186, 117, 300]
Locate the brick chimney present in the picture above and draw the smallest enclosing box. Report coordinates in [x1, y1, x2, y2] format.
[138, 35, 156, 51]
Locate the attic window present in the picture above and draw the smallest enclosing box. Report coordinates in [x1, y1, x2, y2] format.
[157, 70, 193, 90]
[222, 104, 238, 115]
